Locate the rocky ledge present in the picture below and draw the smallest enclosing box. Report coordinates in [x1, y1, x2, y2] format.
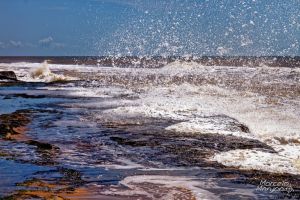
[0, 71, 18, 81]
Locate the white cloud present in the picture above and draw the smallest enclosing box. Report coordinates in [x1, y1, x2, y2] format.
[0, 42, 5, 48]
[38, 37, 65, 49]
[10, 40, 23, 47]
[39, 36, 54, 45]
[0, 37, 65, 50]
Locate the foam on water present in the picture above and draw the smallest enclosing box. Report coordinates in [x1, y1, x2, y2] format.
[102, 175, 220, 200]
[213, 149, 300, 175]
[97, 61, 300, 175]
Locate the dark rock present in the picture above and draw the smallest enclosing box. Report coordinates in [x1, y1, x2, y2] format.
[0, 71, 18, 81]
[0, 110, 31, 138]
[4, 94, 46, 99]
[27, 140, 54, 150]
[0, 124, 18, 136]
[108, 130, 275, 168]
[58, 167, 83, 185]
[236, 123, 250, 133]
[110, 136, 159, 147]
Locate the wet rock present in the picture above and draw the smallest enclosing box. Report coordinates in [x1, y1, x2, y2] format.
[25, 140, 60, 166]
[102, 116, 275, 168]
[4, 94, 46, 99]
[0, 109, 63, 166]
[27, 140, 54, 150]
[0, 71, 17, 81]
[109, 130, 275, 168]
[0, 110, 30, 138]
[5, 167, 84, 200]
[0, 124, 18, 136]
[58, 168, 83, 186]
[235, 123, 250, 133]
[110, 136, 159, 147]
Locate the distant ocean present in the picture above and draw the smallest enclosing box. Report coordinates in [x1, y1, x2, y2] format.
[0, 56, 300, 68]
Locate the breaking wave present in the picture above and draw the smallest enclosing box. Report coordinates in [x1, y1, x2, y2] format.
[29, 61, 71, 82]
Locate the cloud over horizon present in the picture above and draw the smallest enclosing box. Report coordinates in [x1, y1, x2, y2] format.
[9, 40, 23, 48]
[38, 36, 65, 49]
[39, 37, 54, 46]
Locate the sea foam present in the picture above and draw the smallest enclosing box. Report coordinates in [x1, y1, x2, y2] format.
[97, 61, 300, 175]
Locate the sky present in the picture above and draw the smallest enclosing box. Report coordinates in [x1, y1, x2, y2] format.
[0, 0, 299, 56]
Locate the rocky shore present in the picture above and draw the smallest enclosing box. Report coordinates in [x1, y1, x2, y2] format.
[0, 67, 299, 199]
[0, 71, 18, 81]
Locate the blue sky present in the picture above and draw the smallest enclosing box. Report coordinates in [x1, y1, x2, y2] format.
[0, 0, 299, 56]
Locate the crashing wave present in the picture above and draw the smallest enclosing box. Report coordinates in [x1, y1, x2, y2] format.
[30, 61, 72, 82]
